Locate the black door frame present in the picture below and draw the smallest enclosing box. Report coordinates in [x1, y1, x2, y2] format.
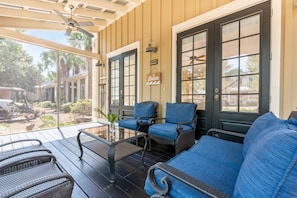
[176, 1, 271, 139]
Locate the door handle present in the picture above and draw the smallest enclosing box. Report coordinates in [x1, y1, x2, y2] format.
[214, 94, 220, 101]
[214, 88, 219, 101]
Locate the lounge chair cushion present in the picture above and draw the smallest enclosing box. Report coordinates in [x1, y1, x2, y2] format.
[165, 103, 196, 124]
[234, 128, 297, 197]
[134, 102, 155, 119]
[149, 123, 193, 140]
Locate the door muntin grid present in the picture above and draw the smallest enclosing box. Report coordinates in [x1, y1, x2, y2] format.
[221, 14, 260, 113]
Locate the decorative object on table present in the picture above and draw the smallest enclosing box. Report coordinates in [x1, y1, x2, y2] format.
[94, 108, 118, 133]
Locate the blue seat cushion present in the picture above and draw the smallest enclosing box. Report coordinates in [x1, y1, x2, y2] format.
[189, 135, 244, 170]
[149, 123, 193, 141]
[144, 151, 239, 197]
[242, 112, 286, 157]
[118, 119, 138, 130]
[165, 103, 196, 124]
[234, 129, 297, 197]
[134, 102, 155, 119]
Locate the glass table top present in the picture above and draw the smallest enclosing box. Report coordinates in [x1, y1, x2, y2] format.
[79, 124, 146, 144]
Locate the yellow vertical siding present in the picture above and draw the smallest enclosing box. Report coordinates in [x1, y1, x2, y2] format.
[281, 0, 297, 117]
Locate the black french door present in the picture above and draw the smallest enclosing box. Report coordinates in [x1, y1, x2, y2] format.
[177, 1, 271, 139]
[108, 49, 137, 117]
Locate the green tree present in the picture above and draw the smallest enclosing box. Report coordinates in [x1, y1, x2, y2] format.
[0, 38, 38, 92]
[69, 33, 93, 98]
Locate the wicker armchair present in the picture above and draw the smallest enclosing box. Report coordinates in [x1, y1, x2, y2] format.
[0, 139, 53, 175]
[0, 160, 74, 198]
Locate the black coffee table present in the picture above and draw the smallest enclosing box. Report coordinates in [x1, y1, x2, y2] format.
[77, 124, 147, 183]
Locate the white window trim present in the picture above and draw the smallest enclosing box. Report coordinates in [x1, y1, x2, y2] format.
[171, 0, 281, 116]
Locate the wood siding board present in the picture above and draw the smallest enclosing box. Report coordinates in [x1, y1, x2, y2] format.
[135, 4, 143, 41]
[160, 0, 173, 112]
[128, 11, 135, 44]
[172, 0, 185, 25]
[200, 0, 213, 14]
[111, 23, 116, 52]
[122, 14, 128, 46]
[282, 0, 297, 117]
[106, 27, 111, 53]
[185, 0, 197, 20]
[151, 0, 161, 103]
[116, 20, 122, 49]
[142, 0, 152, 100]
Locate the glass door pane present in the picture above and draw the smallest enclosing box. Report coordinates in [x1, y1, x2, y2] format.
[221, 14, 260, 113]
[181, 31, 207, 110]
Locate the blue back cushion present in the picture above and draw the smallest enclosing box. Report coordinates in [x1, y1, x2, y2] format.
[134, 102, 155, 119]
[234, 129, 297, 197]
[242, 112, 282, 157]
[165, 103, 196, 124]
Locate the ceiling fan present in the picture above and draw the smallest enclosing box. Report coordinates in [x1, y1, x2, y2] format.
[187, 55, 206, 64]
[53, 5, 94, 38]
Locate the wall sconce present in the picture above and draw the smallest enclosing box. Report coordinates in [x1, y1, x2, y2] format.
[96, 60, 105, 67]
[145, 43, 158, 53]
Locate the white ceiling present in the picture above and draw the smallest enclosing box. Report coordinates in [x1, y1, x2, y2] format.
[0, 0, 146, 35]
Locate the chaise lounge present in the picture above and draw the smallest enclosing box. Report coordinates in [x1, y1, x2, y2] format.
[144, 111, 297, 197]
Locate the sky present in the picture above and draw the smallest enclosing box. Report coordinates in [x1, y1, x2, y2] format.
[21, 30, 70, 65]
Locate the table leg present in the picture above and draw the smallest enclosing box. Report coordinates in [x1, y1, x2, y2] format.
[108, 145, 116, 183]
[141, 136, 147, 165]
[77, 131, 84, 160]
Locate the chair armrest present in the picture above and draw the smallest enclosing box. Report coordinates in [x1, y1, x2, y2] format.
[207, 128, 245, 139]
[148, 117, 166, 125]
[0, 153, 56, 173]
[0, 139, 42, 148]
[176, 116, 197, 132]
[1, 172, 74, 198]
[148, 162, 230, 198]
[136, 116, 155, 125]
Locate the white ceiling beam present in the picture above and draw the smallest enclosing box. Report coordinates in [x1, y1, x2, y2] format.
[0, 7, 107, 27]
[0, 27, 100, 60]
[0, 17, 99, 32]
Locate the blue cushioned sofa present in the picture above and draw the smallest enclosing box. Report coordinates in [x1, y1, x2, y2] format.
[144, 112, 297, 197]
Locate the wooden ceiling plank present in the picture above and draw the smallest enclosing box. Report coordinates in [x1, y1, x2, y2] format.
[71, 0, 128, 13]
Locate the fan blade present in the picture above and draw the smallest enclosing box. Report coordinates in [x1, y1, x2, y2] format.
[65, 27, 72, 36]
[53, 9, 69, 24]
[77, 21, 94, 27]
[77, 27, 94, 38]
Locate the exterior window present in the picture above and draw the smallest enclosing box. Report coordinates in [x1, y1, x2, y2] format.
[181, 31, 207, 110]
[221, 14, 260, 113]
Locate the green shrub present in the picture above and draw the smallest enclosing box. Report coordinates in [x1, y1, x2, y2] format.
[70, 99, 92, 116]
[38, 114, 56, 128]
[61, 102, 72, 113]
[39, 101, 53, 108]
